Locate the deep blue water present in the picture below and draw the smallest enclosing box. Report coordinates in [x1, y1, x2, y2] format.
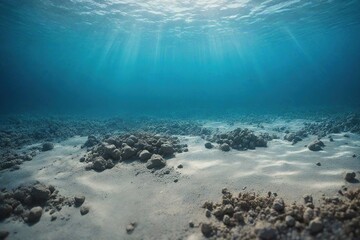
[1, 0, 360, 115]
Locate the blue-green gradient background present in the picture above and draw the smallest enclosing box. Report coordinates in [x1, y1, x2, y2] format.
[1, 0, 360, 115]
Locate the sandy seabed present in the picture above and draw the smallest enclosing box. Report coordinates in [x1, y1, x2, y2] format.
[0, 119, 359, 240]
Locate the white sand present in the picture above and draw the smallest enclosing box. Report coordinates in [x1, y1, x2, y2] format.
[0, 120, 359, 239]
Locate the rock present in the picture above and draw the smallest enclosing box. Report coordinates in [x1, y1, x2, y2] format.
[223, 204, 234, 215]
[31, 184, 50, 202]
[80, 206, 90, 215]
[309, 218, 323, 235]
[352, 154, 356, 158]
[146, 154, 166, 169]
[13, 204, 24, 215]
[189, 221, 195, 228]
[204, 142, 213, 149]
[0, 204, 12, 219]
[303, 194, 313, 204]
[285, 215, 295, 227]
[223, 214, 231, 225]
[316, 162, 321, 166]
[177, 164, 183, 169]
[51, 215, 57, 221]
[160, 144, 175, 156]
[42, 142, 54, 151]
[92, 157, 107, 172]
[205, 209, 211, 218]
[255, 223, 277, 240]
[272, 198, 285, 212]
[233, 212, 244, 222]
[201, 223, 213, 237]
[139, 150, 151, 161]
[345, 172, 356, 182]
[82, 135, 98, 148]
[126, 222, 136, 233]
[220, 143, 230, 152]
[0, 231, 9, 240]
[121, 146, 136, 160]
[303, 207, 314, 223]
[74, 195, 85, 207]
[28, 206, 42, 223]
[308, 140, 324, 151]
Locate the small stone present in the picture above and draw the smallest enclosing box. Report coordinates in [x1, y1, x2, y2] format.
[316, 162, 321, 166]
[146, 154, 166, 169]
[177, 164, 183, 169]
[201, 223, 213, 237]
[345, 172, 356, 182]
[272, 198, 284, 212]
[74, 195, 85, 207]
[308, 140, 324, 151]
[220, 143, 230, 152]
[204, 142, 213, 149]
[223, 214, 231, 225]
[303, 207, 314, 223]
[28, 206, 43, 223]
[42, 142, 54, 151]
[303, 194, 313, 204]
[205, 209, 211, 218]
[139, 150, 152, 161]
[285, 215, 295, 227]
[189, 221, 195, 228]
[0, 204, 12, 219]
[92, 157, 107, 172]
[80, 206, 89, 216]
[126, 222, 136, 234]
[352, 154, 356, 158]
[160, 144, 175, 156]
[174, 179, 178, 183]
[31, 184, 50, 203]
[223, 204, 234, 215]
[255, 223, 277, 240]
[309, 218, 323, 235]
[233, 212, 244, 222]
[51, 215, 57, 221]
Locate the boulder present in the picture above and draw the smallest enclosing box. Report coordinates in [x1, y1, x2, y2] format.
[160, 144, 175, 156]
[31, 184, 50, 202]
[204, 142, 213, 149]
[308, 140, 325, 151]
[92, 157, 107, 172]
[0, 204, 12, 219]
[74, 195, 85, 207]
[121, 146, 136, 160]
[309, 218, 323, 235]
[28, 206, 42, 223]
[146, 154, 166, 169]
[42, 142, 54, 151]
[272, 198, 285, 212]
[345, 172, 356, 182]
[139, 150, 152, 161]
[220, 143, 230, 152]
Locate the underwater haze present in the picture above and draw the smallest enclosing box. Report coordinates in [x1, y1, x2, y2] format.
[1, 0, 360, 115]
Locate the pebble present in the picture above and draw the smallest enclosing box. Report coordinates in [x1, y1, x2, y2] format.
[80, 206, 90, 216]
[177, 164, 183, 169]
[74, 195, 85, 207]
[205, 209, 211, 218]
[28, 206, 43, 223]
[189, 221, 194, 228]
[201, 223, 213, 237]
[345, 172, 356, 182]
[309, 218, 323, 235]
[316, 162, 321, 166]
[126, 222, 136, 234]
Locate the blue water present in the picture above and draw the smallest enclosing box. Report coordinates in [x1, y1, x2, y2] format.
[1, 0, 360, 115]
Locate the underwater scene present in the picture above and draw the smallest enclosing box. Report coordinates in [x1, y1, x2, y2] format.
[0, 0, 360, 239]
